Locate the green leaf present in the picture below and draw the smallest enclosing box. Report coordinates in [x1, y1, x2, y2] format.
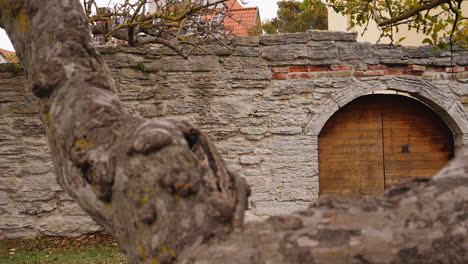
[422, 38, 433, 44]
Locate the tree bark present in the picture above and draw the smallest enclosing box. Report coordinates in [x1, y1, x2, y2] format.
[1, 1, 468, 264]
[0, 1, 249, 263]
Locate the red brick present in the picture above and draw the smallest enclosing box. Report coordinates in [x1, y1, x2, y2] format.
[368, 64, 387, 70]
[290, 73, 299, 79]
[273, 73, 287, 80]
[403, 71, 423, 76]
[384, 70, 403, 75]
[289, 66, 309, 73]
[354, 70, 384, 76]
[309, 66, 330, 72]
[434, 67, 444, 72]
[465, 66, 468, 72]
[331, 65, 353, 71]
[272, 67, 289, 73]
[299, 73, 311, 79]
[445, 67, 464, 73]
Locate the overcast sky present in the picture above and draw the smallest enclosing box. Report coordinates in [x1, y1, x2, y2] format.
[0, 0, 280, 52]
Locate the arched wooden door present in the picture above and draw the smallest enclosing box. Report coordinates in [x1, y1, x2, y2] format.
[318, 94, 454, 198]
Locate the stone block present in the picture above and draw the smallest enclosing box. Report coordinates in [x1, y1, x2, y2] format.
[240, 127, 268, 135]
[250, 201, 311, 216]
[0, 177, 22, 190]
[223, 57, 271, 80]
[259, 32, 309, 45]
[276, 183, 317, 202]
[103, 52, 145, 68]
[402, 46, 438, 58]
[261, 44, 308, 61]
[271, 79, 314, 96]
[270, 163, 317, 180]
[270, 126, 303, 135]
[431, 57, 454, 66]
[148, 55, 220, 72]
[271, 111, 309, 127]
[308, 30, 357, 41]
[271, 150, 317, 163]
[339, 42, 371, 61]
[232, 47, 260, 57]
[59, 202, 89, 216]
[19, 203, 57, 216]
[0, 191, 9, 205]
[308, 42, 339, 60]
[407, 65, 426, 71]
[373, 44, 403, 63]
[0, 217, 34, 230]
[243, 168, 271, 177]
[386, 76, 426, 94]
[38, 216, 101, 237]
[12, 191, 56, 202]
[233, 36, 260, 47]
[166, 100, 210, 115]
[457, 52, 468, 65]
[218, 140, 254, 155]
[240, 156, 263, 165]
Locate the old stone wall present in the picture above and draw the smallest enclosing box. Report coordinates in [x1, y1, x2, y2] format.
[1, 30, 467, 237]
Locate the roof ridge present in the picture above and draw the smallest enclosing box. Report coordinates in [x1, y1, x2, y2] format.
[230, 7, 257, 10]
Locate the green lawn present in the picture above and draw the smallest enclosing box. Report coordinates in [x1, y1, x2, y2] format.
[0, 234, 128, 264]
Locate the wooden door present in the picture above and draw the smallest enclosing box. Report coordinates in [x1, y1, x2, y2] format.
[318, 94, 453, 198]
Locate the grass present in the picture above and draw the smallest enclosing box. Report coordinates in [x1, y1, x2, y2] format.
[0, 234, 128, 264]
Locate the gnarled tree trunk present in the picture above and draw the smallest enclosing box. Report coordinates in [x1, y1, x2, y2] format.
[1, 1, 467, 263]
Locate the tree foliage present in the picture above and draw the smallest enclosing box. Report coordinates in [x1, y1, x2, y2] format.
[262, 0, 328, 34]
[328, 0, 467, 47]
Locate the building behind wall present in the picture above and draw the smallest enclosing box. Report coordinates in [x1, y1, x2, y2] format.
[327, 2, 468, 45]
[147, 0, 261, 36]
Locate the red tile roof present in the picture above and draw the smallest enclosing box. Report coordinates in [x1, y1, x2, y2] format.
[224, 7, 259, 36]
[224, 0, 243, 9]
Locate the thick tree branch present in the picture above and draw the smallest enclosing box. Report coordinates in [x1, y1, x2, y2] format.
[0, 1, 248, 263]
[378, 0, 451, 26]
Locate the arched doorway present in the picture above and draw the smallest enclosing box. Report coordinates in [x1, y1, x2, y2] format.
[318, 94, 454, 198]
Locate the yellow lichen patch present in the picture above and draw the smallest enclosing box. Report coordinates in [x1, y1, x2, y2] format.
[169, 249, 177, 258]
[175, 195, 182, 201]
[144, 188, 150, 193]
[44, 112, 51, 123]
[160, 246, 176, 258]
[137, 244, 147, 259]
[76, 138, 93, 148]
[150, 259, 159, 264]
[139, 196, 149, 207]
[160, 246, 168, 254]
[186, 161, 196, 167]
[15, 9, 29, 32]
